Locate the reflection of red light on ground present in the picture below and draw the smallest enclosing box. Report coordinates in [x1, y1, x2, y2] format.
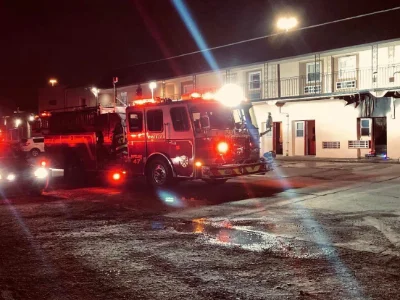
[218, 229, 230, 243]
[112, 173, 121, 180]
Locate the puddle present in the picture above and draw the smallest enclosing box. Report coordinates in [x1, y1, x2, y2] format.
[173, 218, 333, 259]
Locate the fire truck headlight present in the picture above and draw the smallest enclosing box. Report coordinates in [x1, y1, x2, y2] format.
[217, 142, 229, 154]
[7, 173, 16, 181]
[215, 83, 245, 107]
[34, 167, 48, 179]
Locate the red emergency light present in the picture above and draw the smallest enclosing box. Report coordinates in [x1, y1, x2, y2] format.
[112, 172, 121, 181]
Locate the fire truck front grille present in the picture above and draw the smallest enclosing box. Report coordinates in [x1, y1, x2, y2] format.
[195, 136, 256, 164]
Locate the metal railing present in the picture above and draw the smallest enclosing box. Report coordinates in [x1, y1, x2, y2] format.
[243, 64, 400, 100]
[160, 65, 400, 102]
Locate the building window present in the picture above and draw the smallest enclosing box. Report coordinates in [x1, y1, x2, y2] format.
[338, 55, 357, 79]
[147, 110, 163, 132]
[49, 99, 57, 106]
[170, 107, 190, 132]
[80, 98, 86, 107]
[306, 62, 321, 83]
[181, 81, 194, 95]
[248, 71, 261, 90]
[360, 118, 371, 136]
[129, 112, 143, 132]
[295, 122, 304, 137]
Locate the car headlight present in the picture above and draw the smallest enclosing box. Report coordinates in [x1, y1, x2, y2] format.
[7, 173, 16, 181]
[34, 167, 48, 179]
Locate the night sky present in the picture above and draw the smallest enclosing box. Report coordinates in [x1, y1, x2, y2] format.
[1, 0, 400, 112]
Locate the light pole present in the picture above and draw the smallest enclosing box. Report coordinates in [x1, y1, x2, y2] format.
[149, 81, 157, 100]
[277, 17, 298, 32]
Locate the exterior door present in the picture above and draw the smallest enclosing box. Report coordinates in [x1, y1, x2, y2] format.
[126, 107, 146, 175]
[273, 122, 283, 155]
[294, 121, 305, 155]
[305, 120, 316, 155]
[165, 105, 194, 177]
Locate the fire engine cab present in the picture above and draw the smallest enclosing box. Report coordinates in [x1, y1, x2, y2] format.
[37, 86, 275, 187]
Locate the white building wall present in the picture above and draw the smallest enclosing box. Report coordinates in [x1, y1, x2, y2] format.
[387, 98, 400, 160]
[253, 99, 376, 158]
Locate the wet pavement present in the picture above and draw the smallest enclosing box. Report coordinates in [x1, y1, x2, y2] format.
[0, 161, 399, 299]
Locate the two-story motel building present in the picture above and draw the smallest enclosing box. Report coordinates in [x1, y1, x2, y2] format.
[39, 38, 400, 160]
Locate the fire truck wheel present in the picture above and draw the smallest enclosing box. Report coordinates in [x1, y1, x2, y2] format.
[203, 179, 228, 185]
[147, 159, 175, 187]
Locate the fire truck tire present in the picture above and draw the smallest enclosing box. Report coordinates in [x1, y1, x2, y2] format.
[147, 158, 175, 187]
[203, 179, 228, 185]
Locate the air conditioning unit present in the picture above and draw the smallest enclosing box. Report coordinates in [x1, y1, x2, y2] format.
[304, 85, 321, 94]
[336, 80, 356, 89]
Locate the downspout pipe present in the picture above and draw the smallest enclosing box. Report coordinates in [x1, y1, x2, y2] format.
[278, 106, 289, 156]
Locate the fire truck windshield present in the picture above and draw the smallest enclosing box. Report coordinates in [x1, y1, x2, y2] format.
[232, 104, 258, 129]
[190, 103, 235, 130]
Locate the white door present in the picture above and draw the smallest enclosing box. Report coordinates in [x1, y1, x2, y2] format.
[294, 121, 305, 156]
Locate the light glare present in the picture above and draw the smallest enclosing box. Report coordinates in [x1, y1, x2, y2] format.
[34, 168, 48, 179]
[277, 17, 298, 31]
[215, 83, 245, 107]
[149, 81, 157, 90]
[217, 142, 229, 154]
[7, 174, 16, 181]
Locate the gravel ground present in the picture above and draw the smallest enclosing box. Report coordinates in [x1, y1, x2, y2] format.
[0, 163, 399, 299]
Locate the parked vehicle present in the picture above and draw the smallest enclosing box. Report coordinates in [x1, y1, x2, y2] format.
[0, 143, 49, 195]
[36, 86, 275, 187]
[20, 137, 45, 157]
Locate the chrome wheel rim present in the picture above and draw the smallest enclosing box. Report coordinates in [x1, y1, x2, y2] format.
[153, 164, 167, 185]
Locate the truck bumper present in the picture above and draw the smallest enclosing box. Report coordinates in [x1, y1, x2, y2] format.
[200, 159, 274, 179]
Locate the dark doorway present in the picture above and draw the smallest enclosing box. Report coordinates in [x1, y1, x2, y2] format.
[273, 122, 283, 155]
[305, 120, 316, 155]
[373, 117, 387, 156]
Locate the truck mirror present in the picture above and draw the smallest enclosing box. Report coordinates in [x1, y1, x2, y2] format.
[200, 115, 210, 129]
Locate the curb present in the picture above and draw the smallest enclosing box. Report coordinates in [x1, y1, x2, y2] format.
[274, 158, 400, 164]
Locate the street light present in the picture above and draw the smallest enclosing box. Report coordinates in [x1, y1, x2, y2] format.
[15, 119, 21, 127]
[28, 115, 35, 122]
[91, 87, 100, 107]
[277, 17, 298, 31]
[49, 79, 58, 86]
[149, 81, 157, 99]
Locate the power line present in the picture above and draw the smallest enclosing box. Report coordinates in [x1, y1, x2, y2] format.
[117, 6, 400, 69]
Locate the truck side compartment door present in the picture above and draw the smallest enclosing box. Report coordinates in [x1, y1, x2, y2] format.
[166, 105, 194, 177]
[127, 108, 146, 175]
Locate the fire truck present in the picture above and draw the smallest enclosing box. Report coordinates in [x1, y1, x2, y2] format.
[38, 89, 275, 187]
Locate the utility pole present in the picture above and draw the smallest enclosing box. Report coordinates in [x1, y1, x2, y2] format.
[113, 77, 118, 112]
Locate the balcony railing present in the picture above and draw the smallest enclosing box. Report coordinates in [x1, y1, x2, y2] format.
[162, 64, 400, 102]
[252, 64, 400, 100]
